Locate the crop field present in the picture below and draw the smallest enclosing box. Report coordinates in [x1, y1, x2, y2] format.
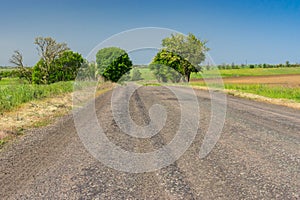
[191, 67, 300, 78]
[135, 67, 300, 80]
[191, 74, 300, 102]
[191, 74, 300, 87]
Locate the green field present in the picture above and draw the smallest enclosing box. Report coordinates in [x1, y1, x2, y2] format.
[131, 67, 156, 80]
[133, 67, 300, 81]
[191, 67, 300, 79]
[0, 78, 24, 86]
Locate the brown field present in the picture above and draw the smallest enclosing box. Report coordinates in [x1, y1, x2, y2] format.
[192, 74, 300, 88]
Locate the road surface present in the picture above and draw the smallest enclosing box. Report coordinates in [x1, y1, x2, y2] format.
[1, 85, 299, 199]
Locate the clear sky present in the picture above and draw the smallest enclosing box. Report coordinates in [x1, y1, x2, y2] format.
[0, 0, 299, 66]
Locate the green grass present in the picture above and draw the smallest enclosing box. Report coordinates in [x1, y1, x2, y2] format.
[191, 82, 300, 102]
[226, 84, 300, 102]
[191, 67, 300, 79]
[133, 66, 300, 81]
[132, 68, 156, 80]
[0, 81, 74, 113]
[0, 77, 22, 86]
[142, 83, 162, 86]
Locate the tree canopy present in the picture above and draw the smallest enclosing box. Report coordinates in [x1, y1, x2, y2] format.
[32, 37, 72, 84]
[96, 47, 127, 75]
[150, 33, 209, 82]
[162, 33, 208, 73]
[96, 47, 132, 82]
[150, 50, 195, 82]
[102, 53, 132, 82]
[32, 51, 84, 84]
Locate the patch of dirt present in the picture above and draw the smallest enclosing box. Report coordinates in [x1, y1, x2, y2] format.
[0, 131, 8, 140]
[192, 74, 300, 87]
[0, 93, 73, 135]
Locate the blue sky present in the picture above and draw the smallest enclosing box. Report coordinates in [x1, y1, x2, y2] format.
[0, 0, 300, 66]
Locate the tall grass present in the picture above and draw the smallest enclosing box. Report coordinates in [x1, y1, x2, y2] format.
[0, 81, 74, 112]
[0, 78, 22, 86]
[191, 82, 300, 102]
[224, 84, 300, 102]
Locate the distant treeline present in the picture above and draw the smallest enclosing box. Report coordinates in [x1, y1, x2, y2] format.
[205, 62, 300, 70]
[0, 68, 19, 78]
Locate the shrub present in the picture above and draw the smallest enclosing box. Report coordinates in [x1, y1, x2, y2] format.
[32, 51, 84, 84]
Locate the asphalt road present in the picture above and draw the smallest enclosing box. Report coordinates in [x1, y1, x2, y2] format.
[0, 85, 299, 199]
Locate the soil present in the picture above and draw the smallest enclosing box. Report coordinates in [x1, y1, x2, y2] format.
[192, 74, 300, 87]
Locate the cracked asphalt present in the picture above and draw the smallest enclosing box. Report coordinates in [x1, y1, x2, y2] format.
[0, 85, 299, 199]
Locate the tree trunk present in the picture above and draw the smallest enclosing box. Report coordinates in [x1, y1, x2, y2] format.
[186, 72, 190, 82]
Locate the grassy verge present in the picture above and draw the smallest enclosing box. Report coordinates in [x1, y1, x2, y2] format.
[224, 84, 300, 102]
[0, 81, 114, 148]
[0, 81, 74, 113]
[191, 82, 300, 102]
[0, 77, 23, 86]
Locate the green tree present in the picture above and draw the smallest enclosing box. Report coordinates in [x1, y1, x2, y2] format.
[50, 51, 84, 82]
[96, 47, 133, 82]
[96, 47, 127, 75]
[102, 53, 133, 82]
[32, 59, 47, 84]
[32, 51, 84, 84]
[162, 33, 209, 73]
[34, 37, 69, 83]
[150, 50, 195, 82]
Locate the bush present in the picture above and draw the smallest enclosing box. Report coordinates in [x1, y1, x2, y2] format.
[32, 51, 84, 84]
